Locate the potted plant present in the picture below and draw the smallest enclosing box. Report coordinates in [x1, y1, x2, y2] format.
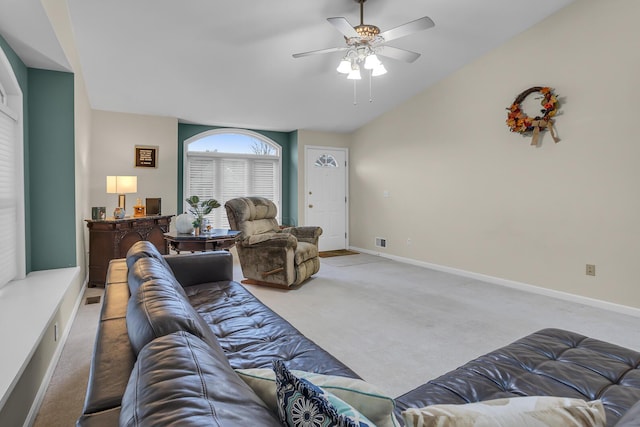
[185, 196, 221, 234]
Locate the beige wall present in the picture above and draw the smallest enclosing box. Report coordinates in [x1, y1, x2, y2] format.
[89, 110, 178, 226]
[297, 129, 351, 225]
[349, 0, 640, 309]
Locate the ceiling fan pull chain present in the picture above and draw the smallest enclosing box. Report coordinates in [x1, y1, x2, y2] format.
[353, 79, 358, 105]
[369, 70, 373, 103]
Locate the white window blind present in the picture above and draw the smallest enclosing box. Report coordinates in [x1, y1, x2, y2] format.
[186, 153, 279, 229]
[0, 107, 17, 287]
[252, 160, 276, 201]
[188, 158, 216, 199]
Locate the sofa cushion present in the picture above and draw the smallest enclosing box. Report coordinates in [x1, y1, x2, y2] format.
[273, 360, 373, 427]
[82, 317, 134, 414]
[125, 240, 172, 271]
[184, 280, 359, 378]
[236, 367, 399, 427]
[394, 328, 640, 426]
[401, 396, 606, 427]
[127, 256, 186, 297]
[100, 281, 130, 321]
[106, 258, 128, 284]
[82, 275, 136, 416]
[126, 278, 222, 356]
[120, 331, 281, 427]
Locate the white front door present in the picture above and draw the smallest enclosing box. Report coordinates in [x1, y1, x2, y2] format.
[305, 147, 348, 252]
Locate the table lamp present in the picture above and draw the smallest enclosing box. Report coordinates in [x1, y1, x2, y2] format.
[106, 176, 137, 217]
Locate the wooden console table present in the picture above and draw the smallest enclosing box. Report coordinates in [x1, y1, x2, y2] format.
[164, 229, 240, 254]
[86, 215, 173, 287]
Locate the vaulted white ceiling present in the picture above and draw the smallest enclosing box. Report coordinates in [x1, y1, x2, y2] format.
[0, 0, 574, 132]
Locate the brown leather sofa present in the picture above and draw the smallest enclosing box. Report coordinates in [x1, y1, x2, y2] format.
[77, 241, 640, 426]
[395, 328, 640, 426]
[77, 241, 356, 426]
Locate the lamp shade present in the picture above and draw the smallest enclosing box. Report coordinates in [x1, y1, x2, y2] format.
[106, 176, 137, 194]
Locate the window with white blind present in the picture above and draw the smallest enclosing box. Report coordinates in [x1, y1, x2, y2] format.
[0, 47, 25, 290]
[184, 129, 281, 229]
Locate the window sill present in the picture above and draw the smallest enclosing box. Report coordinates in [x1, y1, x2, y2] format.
[0, 267, 81, 409]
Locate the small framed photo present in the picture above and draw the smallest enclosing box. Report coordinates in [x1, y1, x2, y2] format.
[135, 145, 158, 168]
[91, 206, 106, 220]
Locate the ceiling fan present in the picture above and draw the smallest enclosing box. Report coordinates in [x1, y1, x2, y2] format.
[293, 0, 435, 79]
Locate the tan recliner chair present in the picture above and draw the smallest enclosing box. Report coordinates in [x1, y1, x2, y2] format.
[225, 197, 323, 288]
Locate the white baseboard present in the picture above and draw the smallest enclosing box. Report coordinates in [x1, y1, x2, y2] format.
[350, 246, 640, 318]
[24, 274, 88, 427]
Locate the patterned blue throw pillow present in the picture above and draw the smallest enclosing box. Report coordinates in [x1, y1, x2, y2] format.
[273, 360, 372, 427]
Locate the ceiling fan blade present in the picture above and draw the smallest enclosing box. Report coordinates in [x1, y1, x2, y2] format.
[292, 46, 348, 59]
[378, 46, 421, 63]
[380, 16, 435, 42]
[327, 17, 359, 38]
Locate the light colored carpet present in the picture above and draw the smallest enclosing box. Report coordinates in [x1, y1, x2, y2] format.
[33, 286, 103, 427]
[33, 252, 640, 425]
[242, 253, 640, 397]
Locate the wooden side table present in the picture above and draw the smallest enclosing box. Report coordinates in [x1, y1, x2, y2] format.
[86, 215, 173, 287]
[163, 229, 240, 254]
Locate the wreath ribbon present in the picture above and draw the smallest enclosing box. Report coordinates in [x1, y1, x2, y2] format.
[530, 119, 560, 146]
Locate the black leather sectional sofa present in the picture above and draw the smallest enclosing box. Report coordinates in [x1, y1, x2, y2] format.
[77, 241, 640, 426]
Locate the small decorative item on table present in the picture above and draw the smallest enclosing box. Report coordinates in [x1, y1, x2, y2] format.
[176, 213, 195, 234]
[113, 207, 125, 219]
[91, 206, 107, 220]
[185, 195, 220, 235]
[133, 198, 146, 217]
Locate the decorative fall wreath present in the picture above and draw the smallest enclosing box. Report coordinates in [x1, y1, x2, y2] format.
[506, 86, 560, 146]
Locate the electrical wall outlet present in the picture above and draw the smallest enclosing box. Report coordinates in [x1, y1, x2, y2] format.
[375, 237, 386, 248]
[586, 264, 596, 276]
[406, 238, 412, 246]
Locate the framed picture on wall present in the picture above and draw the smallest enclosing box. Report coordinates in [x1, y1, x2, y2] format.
[135, 145, 158, 168]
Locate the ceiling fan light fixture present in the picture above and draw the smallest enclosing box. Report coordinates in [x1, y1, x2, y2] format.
[347, 66, 362, 80]
[292, 0, 434, 102]
[372, 63, 387, 77]
[364, 53, 381, 70]
[337, 59, 352, 74]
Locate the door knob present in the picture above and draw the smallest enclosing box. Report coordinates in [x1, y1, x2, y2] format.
[309, 204, 313, 208]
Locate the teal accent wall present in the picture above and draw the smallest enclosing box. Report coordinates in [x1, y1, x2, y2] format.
[288, 131, 298, 226]
[27, 69, 76, 270]
[177, 124, 299, 225]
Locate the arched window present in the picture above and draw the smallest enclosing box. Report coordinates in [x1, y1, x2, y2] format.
[184, 129, 282, 229]
[0, 45, 25, 289]
[314, 154, 339, 168]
